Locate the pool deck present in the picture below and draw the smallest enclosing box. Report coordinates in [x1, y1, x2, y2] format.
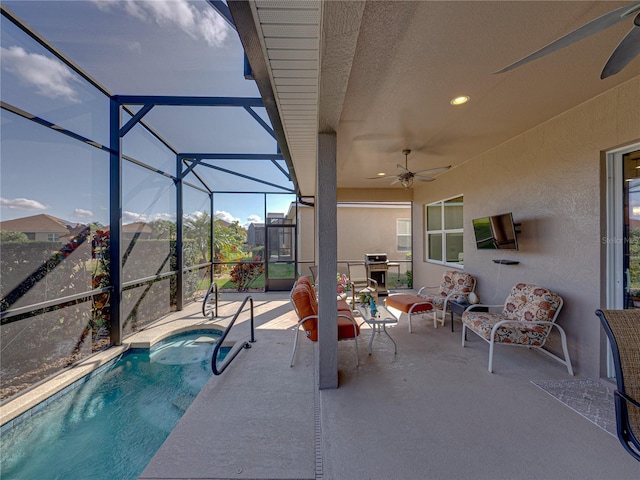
[140, 292, 640, 480]
[4, 291, 640, 479]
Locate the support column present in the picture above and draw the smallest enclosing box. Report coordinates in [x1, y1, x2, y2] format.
[109, 97, 123, 345]
[317, 133, 338, 389]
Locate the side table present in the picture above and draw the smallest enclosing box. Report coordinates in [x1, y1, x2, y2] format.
[449, 302, 488, 332]
[357, 304, 398, 354]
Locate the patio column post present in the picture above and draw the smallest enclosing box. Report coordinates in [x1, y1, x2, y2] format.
[317, 132, 339, 389]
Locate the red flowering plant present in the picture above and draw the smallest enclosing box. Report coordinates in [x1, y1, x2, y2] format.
[229, 255, 264, 291]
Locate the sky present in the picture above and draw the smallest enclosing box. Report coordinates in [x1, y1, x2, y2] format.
[0, 0, 295, 228]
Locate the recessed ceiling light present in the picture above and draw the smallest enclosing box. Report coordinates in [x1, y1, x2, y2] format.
[377, 172, 386, 177]
[450, 95, 470, 106]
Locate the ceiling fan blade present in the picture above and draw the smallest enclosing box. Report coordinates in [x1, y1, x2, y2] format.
[396, 164, 410, 174]
[414, 166, 451, 175]
[415, 176, 435, 182]
[365, 175, 391, 180]
[389, 177, 401, 185]
[495, 2, 636, 74]
[601, 24, 640, 78]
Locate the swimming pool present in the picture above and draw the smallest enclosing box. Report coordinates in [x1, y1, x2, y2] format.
[0, 330, 226, 480]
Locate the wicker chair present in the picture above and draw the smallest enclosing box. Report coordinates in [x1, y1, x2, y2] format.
[595, 309, 640, 462]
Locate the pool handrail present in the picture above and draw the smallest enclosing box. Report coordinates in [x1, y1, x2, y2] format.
[211, 295, 255, 375]
[202, 282, 219, 318]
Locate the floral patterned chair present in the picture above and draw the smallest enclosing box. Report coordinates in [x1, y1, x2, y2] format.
[417, 271, 476, 328]
[461, 283, 573, 374]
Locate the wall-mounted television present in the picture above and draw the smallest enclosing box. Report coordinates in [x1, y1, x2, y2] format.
[472, 212, 519, 250]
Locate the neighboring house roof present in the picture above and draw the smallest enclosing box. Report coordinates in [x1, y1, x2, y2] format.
[122, 222, 153, 234]
[101, 222, 154, 234]
[215, 218, 231, 228]
[0, 214, 72, 234]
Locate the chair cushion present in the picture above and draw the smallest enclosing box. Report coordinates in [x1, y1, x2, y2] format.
[292, 283, 359, 342]
[462, 311, 549, 345]
[338, 312, 359, 339]
[452, 272, 475, 294]
[386, 294, 433, 314]
[502, 284, 561, 322]
[291, 285, 318, 340]
[337, 298, 352, 312]
[438, 271, 458, 296]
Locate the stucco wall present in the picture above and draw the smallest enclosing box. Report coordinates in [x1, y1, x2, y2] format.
[297, 203, 411, 275]
[412, 76, 640, 378]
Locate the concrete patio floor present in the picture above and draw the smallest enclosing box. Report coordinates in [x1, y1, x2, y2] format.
[139, 292, 640, 480]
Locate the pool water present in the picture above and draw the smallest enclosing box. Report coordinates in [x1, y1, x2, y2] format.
[0, 331, 225, 480]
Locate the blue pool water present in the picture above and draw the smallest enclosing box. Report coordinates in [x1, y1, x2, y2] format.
[0, 331, 226, 480]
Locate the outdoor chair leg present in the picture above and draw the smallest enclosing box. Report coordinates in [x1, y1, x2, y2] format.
[488, 339, 495, 373]
[290, 327, 300, 367]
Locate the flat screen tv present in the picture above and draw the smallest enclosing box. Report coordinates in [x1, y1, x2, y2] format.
[472, 212, 518, 250]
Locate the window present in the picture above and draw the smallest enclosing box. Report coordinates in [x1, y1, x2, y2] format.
[425, 195, 463, 266]
[397, 218, 411, 252]
[47, 233, 59, 242]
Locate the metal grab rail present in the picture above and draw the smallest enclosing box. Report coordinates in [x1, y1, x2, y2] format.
[211, 295, 255, 375]
[202, 282, 219, 318]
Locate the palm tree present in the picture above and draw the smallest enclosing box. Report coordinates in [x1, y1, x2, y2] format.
[184, 213, 211, 264]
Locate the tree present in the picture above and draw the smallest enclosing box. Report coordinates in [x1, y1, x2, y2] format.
[148, 219, 176, 240]
[214, 219, 246, 262]
[0, 231, 29, 243]
[184, 213, 212, 264]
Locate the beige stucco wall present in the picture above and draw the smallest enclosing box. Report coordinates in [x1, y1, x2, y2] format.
[297, 203, 411, 276]
[412, 76, 640, 379]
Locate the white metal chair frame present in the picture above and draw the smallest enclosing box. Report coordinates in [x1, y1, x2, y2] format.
[289, 280, 359, 367]
[289, 312, 359, 367]
[461, 299, 573, 375]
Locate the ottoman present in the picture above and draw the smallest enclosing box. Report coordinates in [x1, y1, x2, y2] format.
[385, 294, 434, 333]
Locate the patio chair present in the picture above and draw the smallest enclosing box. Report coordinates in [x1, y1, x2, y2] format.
[595, 309, 640, 461]
[309, 265, 318, 283]
[417, 271, 476, 328]
[347, 262, 378, 309]
[289, 278, 360, 367]
[461, 283, 573, 374]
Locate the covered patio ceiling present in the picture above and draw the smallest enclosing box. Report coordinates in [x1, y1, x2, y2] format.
[230, 0, 640, 198]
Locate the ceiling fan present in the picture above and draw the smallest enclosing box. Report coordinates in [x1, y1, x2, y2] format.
[496, 1, 640, 79]
[366, 149, 451, 189]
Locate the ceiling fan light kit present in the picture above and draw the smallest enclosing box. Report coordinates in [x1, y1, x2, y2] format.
[366, 148, 451, 189]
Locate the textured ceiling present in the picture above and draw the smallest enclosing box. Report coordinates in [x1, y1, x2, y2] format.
[238, 1, 640, 197]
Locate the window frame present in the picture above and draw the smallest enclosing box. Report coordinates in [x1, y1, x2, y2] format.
[396, 218, 411, 253]
[424, 194, 464, 268]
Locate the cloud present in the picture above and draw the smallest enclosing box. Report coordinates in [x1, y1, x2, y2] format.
[127, 41, 142, 54]
[246, 214, 263, 225]
[0, 46, 80, 102]
[214, 210, 239, 224]
[122, 211, 176, 224]
[93, 0, 229, 47]
[72, 208, 94, 219]
[0, 197, 49, 211]
[122, 211, 145, 224]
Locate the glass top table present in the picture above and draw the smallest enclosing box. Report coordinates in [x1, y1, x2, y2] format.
[357, 304, 398, 354]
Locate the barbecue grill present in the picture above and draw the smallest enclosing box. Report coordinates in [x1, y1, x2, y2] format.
[365, 253, 389, 295]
